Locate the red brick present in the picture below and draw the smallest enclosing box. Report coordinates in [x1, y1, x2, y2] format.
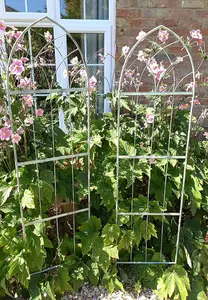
[156, 19, 179, 28]
[178, 19, 202, 29]
[129, 18, 156, 27]
[117, 8, 141, 18]
[154, 0, 178, 8]
[195, 10, 208, 18]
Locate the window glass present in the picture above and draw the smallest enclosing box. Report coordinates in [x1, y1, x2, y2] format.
[60, 0, 109, 19]
[5, 0, 47, 12]
[5, 0, 25, 12]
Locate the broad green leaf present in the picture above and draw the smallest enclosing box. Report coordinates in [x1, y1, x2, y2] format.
[21, 189, 35, 209]
[103, 245, 119, 259]
[0, 186, 13, 206]
[156, 265, 190, 300]
[102, 224, 120, 245]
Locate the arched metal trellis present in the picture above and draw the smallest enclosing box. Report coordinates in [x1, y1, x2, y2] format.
[116, 25, 196, 265]
[6, 16, 91, 275]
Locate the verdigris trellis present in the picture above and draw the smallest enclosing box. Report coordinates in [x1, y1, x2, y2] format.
[6, 16, 91, 275]
[116, 25, 195, 265]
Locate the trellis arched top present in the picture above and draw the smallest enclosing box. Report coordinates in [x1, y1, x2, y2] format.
[118, 25, 196, 96]
[116, 25, 196, 265]
[6, 16, 90, 92]
[6, 17, 91, 244]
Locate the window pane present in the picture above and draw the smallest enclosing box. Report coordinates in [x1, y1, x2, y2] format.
[27, 0, 47, 12]
[60, 0, 109, 19]
[67, 33, 104, 64]
[5, 0, 25, 12]
[5, 0, 47, 12]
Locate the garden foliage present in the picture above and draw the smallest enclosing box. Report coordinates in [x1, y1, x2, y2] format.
[0, 21, 207, 299]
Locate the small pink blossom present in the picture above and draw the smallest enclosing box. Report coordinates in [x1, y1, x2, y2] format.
[36, 109, 44, 117]
[147, 59, 166, 81]
[159, 85, 167, 92]
[0, 21, 6, 32]
[146, 113, 154, 124]
[21, 57, 29, 63]
[204, 132, 208, 139]
[193, 99, 200, 105]
[122, 46, 129, 57]
[14, 31, 23, 40]
[12, 133, 21, 144]
[6, 30, 15, 43]
[137, 50, 147, 62]
[15, 44, 27, 52]
[190, 29, 203, 40]
[0, 127, 12, 141]
[17, 127, 24, 135]
[23, 95, 33, 107]
[125, 69, 135, 78]
[25, 117, 34, 125]
[9, 59, 24, 76]
[80, 69, 87, 77]
[179, 104, 189, 110]
[89, 76, 97, 93]
[185, 82, 195, 92]
[44, 31, 52, 42]
[3, 117, 11, 128]
[18, 77, 32, 88]
[136, 31, 146, 41]
[158, 30, 169, 43]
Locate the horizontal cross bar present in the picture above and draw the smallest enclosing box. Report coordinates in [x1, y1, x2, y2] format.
[9, 88, 87, 95]
[119, 155, 186, 160]
[117, 261, 176, 265]
[118, 212, 180, 216]
[120, 92, 193, 96]
[17, 152, 88, 167]
[31, 265, 61, 276]
[25, 208, 89, 227]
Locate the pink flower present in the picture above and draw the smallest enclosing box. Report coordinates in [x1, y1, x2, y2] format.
[159, 85, 167, 92]
[3, 117, 11, 128]
[6, 30, 15, 43]
[137, 50, 147, 62]
[44, 31, 52, 42]
[12, 133, 21, 144]
[0, 21, 6, 33]
[136, 31, 146, 41]
[147, 59, 166, 81]
[204, 132, 208, 139]
[179, 104, 189, 110]
[25, 117, 34, 125]
[23, 95, 33, 107]
[193, 99, 200, 105]
[14, 31, 23, 40]
[190, 29, 203, 40]
[36, 109, 44, 117]
[185, 82, 195, 92]
[0, 127, 12, 141]
[146, 114, 154, 124]
[9, 59, 24, 76]
[158, 30, 169, 43]
[17, 127, 24, 135]
[98, 53, 105, 63]
[122, 46, 129, 57]
[15, 44, 27, 52]
[21, 57, 29, 63]
[125, 69, 135, 78]
[80, 69, 87, 77]
[18, 77, 32, 88]
[89, 76, 97, 93]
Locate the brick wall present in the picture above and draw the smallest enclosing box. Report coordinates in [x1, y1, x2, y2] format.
[116, 0, 208, 127]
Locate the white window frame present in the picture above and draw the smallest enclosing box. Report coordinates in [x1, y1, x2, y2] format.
[0, 0, 116, 112]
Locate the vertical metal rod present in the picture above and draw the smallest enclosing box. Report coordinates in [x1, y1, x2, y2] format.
[28, 28, 42, 217]
[83, 0, 86, 19]
[50, 93, 60, 244]
[160, 96, 174, 260]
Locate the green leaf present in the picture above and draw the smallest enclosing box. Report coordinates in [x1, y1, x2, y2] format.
[102, 224, 120, 245]
[21, 189, 35, 209]
[156, 265, 190, 300]
[118, 230, 134, 252]
[103, 245, 119, 259]
[0, 186, 13, 206]
[52, 268, 72, 294]
[88, 262, 99, 286]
